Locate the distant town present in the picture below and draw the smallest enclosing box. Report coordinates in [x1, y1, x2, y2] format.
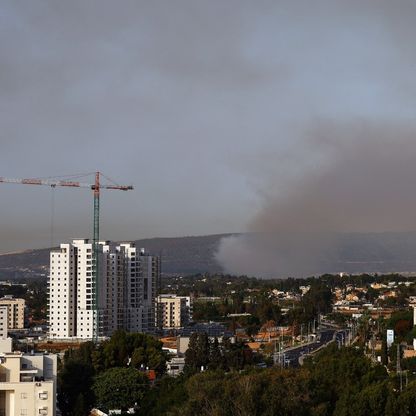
[1, 239, 416, 415]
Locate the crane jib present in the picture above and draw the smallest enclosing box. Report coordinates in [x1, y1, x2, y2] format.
[58, 182, 81, 187]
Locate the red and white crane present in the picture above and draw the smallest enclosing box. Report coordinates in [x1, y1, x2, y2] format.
[0, 171, 133, 341]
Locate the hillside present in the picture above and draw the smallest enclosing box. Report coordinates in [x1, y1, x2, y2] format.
[2, 232, 416, 279]
[0, 234, 230, 279]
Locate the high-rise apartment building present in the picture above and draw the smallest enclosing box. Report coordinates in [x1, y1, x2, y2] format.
[48, 239, 159, 340]
[0, 296, 25, 330]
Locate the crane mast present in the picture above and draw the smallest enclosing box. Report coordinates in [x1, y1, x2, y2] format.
[0, 172, 133, 343]
[93, 172, 100, 343]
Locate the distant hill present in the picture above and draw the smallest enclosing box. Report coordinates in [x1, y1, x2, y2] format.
[2, 232, 416, 279]
[0, 234, 231, 279]
[132, 234, 229, 274]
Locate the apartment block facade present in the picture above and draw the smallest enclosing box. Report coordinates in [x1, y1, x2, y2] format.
[157, 294, 192, 329]
[0, 351, 57, 416]
[0, 296, 25, 330]
[48, 239, 159, 339]
[0, 307, 7, 339]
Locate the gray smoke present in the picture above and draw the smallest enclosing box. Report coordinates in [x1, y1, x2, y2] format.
[216, 121, 416, 277]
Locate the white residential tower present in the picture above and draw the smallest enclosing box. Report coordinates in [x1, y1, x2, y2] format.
[48, 239, 159, 339]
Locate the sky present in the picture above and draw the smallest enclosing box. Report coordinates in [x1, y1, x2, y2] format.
[1, 1, 416, 264]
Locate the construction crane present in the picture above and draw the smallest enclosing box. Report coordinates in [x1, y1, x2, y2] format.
[0, 172, 133, 342]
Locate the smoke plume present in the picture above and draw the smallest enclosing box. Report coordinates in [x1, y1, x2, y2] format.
[216, 120, 416, 277]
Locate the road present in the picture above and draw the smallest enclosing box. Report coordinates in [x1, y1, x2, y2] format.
[278, 329, 336, 367]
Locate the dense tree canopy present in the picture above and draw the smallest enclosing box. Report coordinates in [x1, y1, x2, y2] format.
[141, 344, 415, 416]
[184, 333, 255, 374]
[58, 331, 167, 416]
[93, 367, 149, 412]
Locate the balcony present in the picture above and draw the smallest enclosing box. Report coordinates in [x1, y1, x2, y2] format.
[20, 364, 39, 381]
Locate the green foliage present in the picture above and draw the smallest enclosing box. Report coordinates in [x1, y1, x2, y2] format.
[302, 282, 333, 316]
[58, 360, 94, 415]
[163, 345, 406, 416]
[54, 271, 416, 415]
[256, 300, 282, 323]
[139, 375, 188, 416]
[192, 291, 282, 329]
[336, 381, 391, 416]
[175, 368, 313, 416]
[326, 312, 347, 326]
[97, 330, 167, 374]
[209, 337, 225, 370]
[221, 336, 254, 370]
[386, 310, 413, 341]
[184, 333, 254, 374]
[58, 331, 166, 415]
[93, 367, 149, 412]
[304, 344, 387, 415]
[192, 301, 222, 321]
[401, 356, 416, 372]
[184, 332, 210, 373]
[404, 326, 416, 344]
[396, 381, 416, 416]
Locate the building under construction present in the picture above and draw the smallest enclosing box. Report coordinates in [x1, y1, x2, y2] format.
[48, 239, 160, 340]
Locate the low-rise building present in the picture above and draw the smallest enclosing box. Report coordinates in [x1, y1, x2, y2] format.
[0, 306, 7, 339]
[0, 351, 57, 416]
[157, 294, 192, 329]
[166, 356, 185, 376]
[0, 296, 25, 330]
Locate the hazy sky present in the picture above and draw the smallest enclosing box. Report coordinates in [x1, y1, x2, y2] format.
[1, 0, 416, 254]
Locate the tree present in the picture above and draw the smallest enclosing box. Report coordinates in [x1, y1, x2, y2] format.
[256, 300, 281, 324]
[338, 382, 389, 416]
[139, 375, 188, 416]
[58, 331, 167, 415]
[397, 381, 416, 415]
[177, 368, 313, 416]
[209, 337, 225, 370]
[222, 337, 252, 371]
[304, 344, 381, 414]
[301, 282, 332, 317]
[96, 330, 167, 375]
[58, 359, 94, 416]
[131, 345, 166, 374]
[386, 310, 413, 342]
[184, 333, 210, 373]
[92, 367, 149, 412]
